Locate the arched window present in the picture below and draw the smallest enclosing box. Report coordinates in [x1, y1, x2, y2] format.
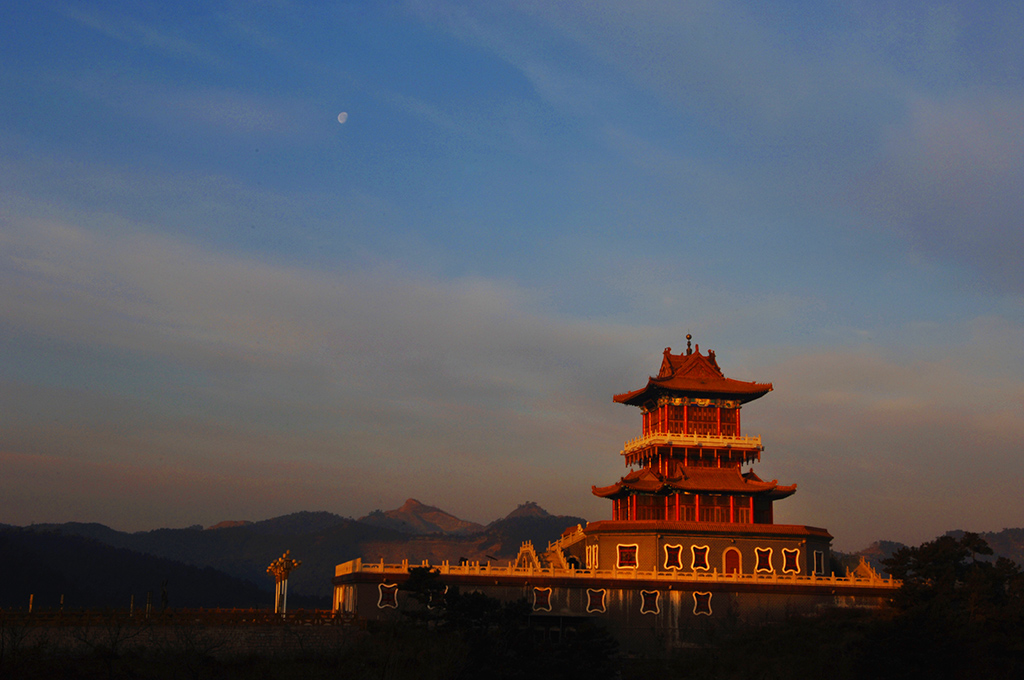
[723, 547, 741, 574]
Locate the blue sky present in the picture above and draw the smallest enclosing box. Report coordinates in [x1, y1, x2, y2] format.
[1, 1, 1022, 550]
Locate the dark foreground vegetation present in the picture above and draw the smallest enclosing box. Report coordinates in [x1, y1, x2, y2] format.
[3, 533, 1022, 679]
[0, 605, 618, 680]
[644, 532, 1024, 679]
[0, 526, 327, 610]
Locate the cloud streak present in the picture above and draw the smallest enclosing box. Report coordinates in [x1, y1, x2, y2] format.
[3, 209, 1022, 546]
[2, 1, 1022, 551]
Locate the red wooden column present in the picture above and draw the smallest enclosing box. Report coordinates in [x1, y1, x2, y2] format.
[729, 496, 735, 523]
[694, 495, 701, 522]
[749, 497, 754, 523]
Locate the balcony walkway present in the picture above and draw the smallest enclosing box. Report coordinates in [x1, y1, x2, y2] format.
[621, 432, 763, 457]
[336, 556, 899, 590]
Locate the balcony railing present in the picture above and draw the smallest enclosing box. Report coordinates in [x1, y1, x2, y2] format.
[336, 557, 899, 589]
[621, 432, 762, 457]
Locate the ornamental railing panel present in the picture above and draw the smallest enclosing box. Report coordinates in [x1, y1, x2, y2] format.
[621, 432, 763, 456]
[336, 558, 900, 589]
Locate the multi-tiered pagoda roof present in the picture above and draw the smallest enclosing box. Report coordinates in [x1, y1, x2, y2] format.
[592, 336, 798, 526]
[613, 343, 773, 406]
[592, 466, 796, 500]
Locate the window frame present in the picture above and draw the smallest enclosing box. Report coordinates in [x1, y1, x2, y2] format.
[377, 583, 399, 609]
[586, 588, 606, 613]
[664, 544, 684, 570]
[617, 543, 639, 569]
[693, 591, 713, 616]
[691, 545, 711, 571]
[533, 587, 552, 612]
[640, 590, 660, 615]
[782, 548, 800, 574]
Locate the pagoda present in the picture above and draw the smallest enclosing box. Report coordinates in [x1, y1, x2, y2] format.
[332, 337, 896, 652]
[576, 336, 832, 577]
[597, 337, 787, 525]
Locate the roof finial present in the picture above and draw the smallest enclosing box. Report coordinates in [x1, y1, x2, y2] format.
[686, 334, 692, 355]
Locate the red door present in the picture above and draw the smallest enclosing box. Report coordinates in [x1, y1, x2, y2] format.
[724, 548, 741, 574]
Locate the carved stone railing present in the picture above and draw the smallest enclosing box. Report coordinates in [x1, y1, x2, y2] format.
[621, 432, 763, 457]
[547, 524, 586, 553]
[336, 557, 900, 589]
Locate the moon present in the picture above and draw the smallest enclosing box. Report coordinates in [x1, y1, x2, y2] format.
[337, 112, 348, 124]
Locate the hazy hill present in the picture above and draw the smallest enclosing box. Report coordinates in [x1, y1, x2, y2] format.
[831, 540, 906, 575]
[0, 527, 322, 610]
[486, 502, 586, 551]
[841, 529, 1024, 575]
[207, 520, 252, 530]
[12, 504, 1024, 610]
[354, 502, 587, 566]
[503, 501, 552, 519]
[12, 503, 586, 600]
[22, 513, 408, 599]
[358, 499, 485, 535]
[945, 528, 1024, 565]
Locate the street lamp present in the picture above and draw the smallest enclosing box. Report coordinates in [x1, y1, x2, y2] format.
[267, 551, 302, 615]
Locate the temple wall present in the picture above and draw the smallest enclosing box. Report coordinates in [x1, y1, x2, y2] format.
[336, 577, 889, 655]
[577, 526, 831, 576]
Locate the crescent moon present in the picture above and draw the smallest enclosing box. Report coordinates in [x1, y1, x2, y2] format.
[337, 112, 348, 124]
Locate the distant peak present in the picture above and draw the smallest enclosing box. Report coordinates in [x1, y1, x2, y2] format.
[358, 499, 484, 535]
[206, 520, 252, 530]
[505, 502, 551, 519]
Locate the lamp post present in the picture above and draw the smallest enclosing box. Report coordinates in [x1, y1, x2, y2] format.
[267, 551, 301, 615]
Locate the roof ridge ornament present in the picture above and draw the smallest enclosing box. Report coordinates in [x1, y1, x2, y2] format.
[615, 339, 772, 406]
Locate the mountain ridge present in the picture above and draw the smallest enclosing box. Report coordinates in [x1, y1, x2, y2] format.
[11, 502, 1024, 604]
[7, 502, 587, 599]
[358, 498, 486, 535]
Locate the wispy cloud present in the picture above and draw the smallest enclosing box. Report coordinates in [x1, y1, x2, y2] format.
[57, 3, 228, 68]
[857, 93, 1024, 291]
[64, 72, 326, 140]
[411, 1, 1024, 292]
[757, 338, 1024, 549]
[0, 213, 645, 525]
[3, 207, 1021, 539]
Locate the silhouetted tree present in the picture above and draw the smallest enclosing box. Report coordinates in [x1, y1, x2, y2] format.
[875, 532, 1024, 677]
